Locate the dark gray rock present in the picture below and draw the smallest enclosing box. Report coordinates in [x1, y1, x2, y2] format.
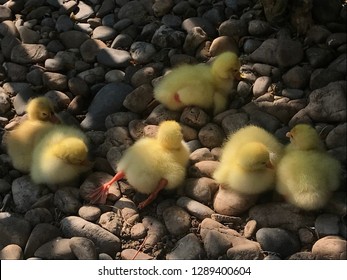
[256, 227, 301, 258]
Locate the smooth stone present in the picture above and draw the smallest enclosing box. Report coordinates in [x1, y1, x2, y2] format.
[24, 208, 53, 227]
[249, 202, 315, 231]
[10, 43, 48, 64]
[249, 39, 278, 66]
[80, 38, 107, 63]
[166, 233, 205, 260]
[142, 216, 166, 247]
[198, 123, 225, 149]
[24, 223, 61, 259]
[253, 76, 272, 97]
[92, 26, 117, 41]
[69, 236, 98, 260]
[78, 205, 102, 222]
[180, 106, 210, 128]
[189, 148, 215, 163]
[309, 68, 345, 91]
[61, 216, 121, 257]
[184, 177, 218, 205]
[59, 30, 90, 49]
[54, 188, 82, 215]
[98, 211, 123, 237]
[276, 38, 304, 68]
[325, 123, 347, 149]
[151, 25, 185, 48]
[129, 41, 156, 64]
[188, 160, 219, 179]
[0, 244, 23, 260]
[315, 213, 341, 238]
[256, 227, 301, 258]
[227, 243, 264, 260]
[282, 66, 309, 89]
[81, 82, 133, 130]
[105, 111, 139, 129]
[11, 175, 41, 213]
[97, 48, 131, 68]
[213, 187, 258, 216]
[121, 249, 153, 260]
[163, 206, 191, 236]
[34, 238, 76, 260]
[17, 26, 40, 44]
[130, 223, 147, 240]
[312, 236, 347, 260]
[176, 196, 215, 220]
[146, 104, 181, 125]
[221, 112, 249, 135]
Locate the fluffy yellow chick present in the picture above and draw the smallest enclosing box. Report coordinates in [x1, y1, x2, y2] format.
[213, 125, 283, 194]
[88, 120, 190, 209]
[276, 124, 341, 210]
[5, 96, 59, 173]
[30, 125, 92, 185]
[153, 52, 240, 115]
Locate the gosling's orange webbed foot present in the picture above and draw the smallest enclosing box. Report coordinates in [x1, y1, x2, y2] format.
[137, 178, 168, 209]
[87, 171, 125, 204]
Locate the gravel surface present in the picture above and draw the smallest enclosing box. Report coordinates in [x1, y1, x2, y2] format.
[0, 0, 346, 260]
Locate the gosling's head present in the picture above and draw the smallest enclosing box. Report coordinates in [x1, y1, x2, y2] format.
[286, 124, 324, 151]
[26, 96, 59, 123]
[53, 137, 89, 165]
[157, 120, 184, 149]
[236, 142, 273, 171]
[211, 52, 241, 80]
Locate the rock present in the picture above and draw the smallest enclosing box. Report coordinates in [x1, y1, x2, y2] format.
[11, 44, 48, 64]
[249, 39, 278, 66]
[310, 68, 345, 90]
[59, 30, 90, 49]
[60, 216, 121, 257]
[118, 0, 149, 25]
[151, 25, 185, 48]
[312, 0, 342, 24]
[97, 48, 131, 68]
[218, 18, 248, 39]
[325, 123, 347, 149]
[183, 17, 217, 38]
[24, 208, 53, 227]
[248, 20, 273, 36]
[81, 83, 133, 130]
[98, 211, 123, 237]
[306, 47, 334, 68]
[213, 187, 258, 216]
[142, 216, 166, 247]
[54, 188, 81, 215]
[188, 160, 219, 178]
[305, 81, 346, 123]
[180, 106, 210, 128]
[130, 223, 147, 240]
[121, 249, 153, 260]
[189, 148, 215, 163]
[315, 213, 341, 238]
[221, 112, 249, 135]
[298, 228, 316, 244]
[249, 202, 315, 231]
[34, 238, 76, 260]
[69, 237, 98, 260]
[123, 84, 153, 113]
[80, 39, 107, 63]
[130, 41, 156, 64]
[24, 223, 61, 259]
[11, 176, 41, 213]
[253, 76, 272, 97]
[282, 66, 309, 89]
[243, 220, 257, 239]
[92, 26, 116, 41]
[166, 233, 205, 260]
[183, 27, 208, 55]
[276, 38, 304, 68]
[227, 243, 264, 260]
[176, 196, 215, 220]
[146, 104, 181, 125]
[114, 198, 140, 225]
[256, 227, 301, 258]
[78, 205, 102, 222]
[163, 206, 191, 236]
[198, 123, 225, 149]
[202, 230, 233, 258]
[0, 244, 23, 260]
[312, 236, 347, 260]
[183, 177, 218, 204]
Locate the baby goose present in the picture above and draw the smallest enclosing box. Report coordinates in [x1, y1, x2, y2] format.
[276, 124, 341, 210]
[87, 120, 190, 209]
[30, 125, 92, 185]
[153, 52, 240, 115]
[213, 125, 283, 195]
[5, 96, 59, 173]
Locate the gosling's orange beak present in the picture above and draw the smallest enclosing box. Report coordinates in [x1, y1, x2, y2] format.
[174, 92, 181, 103]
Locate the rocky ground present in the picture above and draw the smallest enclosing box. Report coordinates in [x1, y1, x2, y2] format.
[0, 0, 346, 260]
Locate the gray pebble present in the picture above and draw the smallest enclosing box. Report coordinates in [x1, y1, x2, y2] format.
[166, 233, 205, 260]
[315, 213, 341, 238]
[61, 216, 121, 257]
[54, 188, 81, 215]
[256, 227, 301, 258]
[35, 238, 76, 260]
[176, 196, 215, 220]
[69, 236, 98, 260]
[163, 206, 191, 236]
[12, 175, 41, 213]
[78, 205, 102, 222]
[24, 223, 61, 259]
